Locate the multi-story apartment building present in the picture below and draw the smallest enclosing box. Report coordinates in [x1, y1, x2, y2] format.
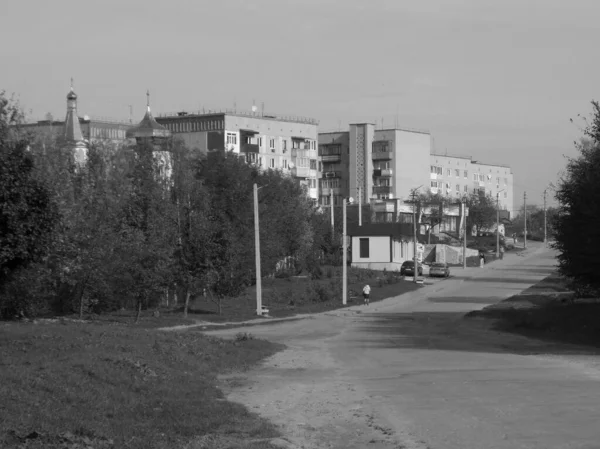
[429, 153, 514, 216]
[156, 109, 320, 201]
[318, 124, 431, 206]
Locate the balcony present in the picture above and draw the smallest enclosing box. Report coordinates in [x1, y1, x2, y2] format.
[292, 148, 317, 159]
[292, 166, 311, 178]
[322, 171, 341, 178]
[321, 154, 341, 162]
[373, 168, 393, 177]
[373, 186, 392, 195]
[372, 151, 392, 161]
[241, 143, 259, 153]
[321, 187, 342, 196]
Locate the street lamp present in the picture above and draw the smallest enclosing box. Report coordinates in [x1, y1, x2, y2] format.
[253, 183, 268, 316]
[342, 196, 354, 305]
[410, 185, 423, 284]
[496, 189, 505, 258]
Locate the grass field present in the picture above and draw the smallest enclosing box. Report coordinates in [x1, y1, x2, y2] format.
[0, 321, 285, 449]
[79, 267, 423, 327]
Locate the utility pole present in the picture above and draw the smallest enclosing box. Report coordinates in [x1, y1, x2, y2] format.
[523, 191, 527, 249]
[330, 189, 334, 238]
[496, 190, 504, 258]
[253, 184, 262, 316]
[358, 186, 362, 226]
[543, 189, 548, 244]
[462, 200, 467, 269]
[410, 187, 422, 283]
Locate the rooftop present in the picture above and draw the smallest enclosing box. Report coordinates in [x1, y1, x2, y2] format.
[157, 108, 319, 126]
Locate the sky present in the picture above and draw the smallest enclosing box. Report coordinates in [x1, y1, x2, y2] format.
[3, 0, 599, 214]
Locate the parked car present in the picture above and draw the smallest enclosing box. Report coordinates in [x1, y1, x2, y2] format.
[429, 262, 450, 278]
[400, 260, 423, 276]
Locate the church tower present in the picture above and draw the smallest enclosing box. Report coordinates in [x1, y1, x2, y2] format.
[63, 79, 87, 166]
[126, 91, 172, 180]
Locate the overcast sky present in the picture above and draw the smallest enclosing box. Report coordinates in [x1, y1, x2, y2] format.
[3, 0, 599, 213]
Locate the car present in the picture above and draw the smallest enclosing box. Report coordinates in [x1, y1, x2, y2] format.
[400, 260, 423, 277]
[429, 262, 450, 278]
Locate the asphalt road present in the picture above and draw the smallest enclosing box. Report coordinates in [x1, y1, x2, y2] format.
[208, 244, 600, 449]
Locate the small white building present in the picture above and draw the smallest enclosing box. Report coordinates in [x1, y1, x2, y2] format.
[349, 223, 416, 271]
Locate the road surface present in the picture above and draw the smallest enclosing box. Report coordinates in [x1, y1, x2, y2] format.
[206, 244, 600, 449]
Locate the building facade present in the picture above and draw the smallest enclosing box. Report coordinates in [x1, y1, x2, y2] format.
[156, 109, 321, 200]
[429, 154, 514, 216]
[318, 125, 431, 206]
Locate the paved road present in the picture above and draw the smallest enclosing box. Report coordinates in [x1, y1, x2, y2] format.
[208, 244, 600, 449]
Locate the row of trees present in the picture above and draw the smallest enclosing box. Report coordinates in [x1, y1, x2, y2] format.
[0, 92, 341, 319]
[553, 100, 600, 294]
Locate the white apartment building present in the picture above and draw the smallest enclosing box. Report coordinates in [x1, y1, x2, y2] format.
[157, 109, 321, 201]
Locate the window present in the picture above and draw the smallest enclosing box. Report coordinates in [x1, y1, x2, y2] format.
[456, 184, 460, 192]
[310, 159, 317, 170]
[455, 169, 460, 177]
[464, 170, 468, 179]
[431, 181, 438, 188]
[464, 185, 468, 193]
[269, 138, 275, 149]
[473, 174, 478, 181]
[245, 136, 252, 144]
[282, 159, 288, 169]
[446, 169, 451, 176]
[359, 238, 370, 258]
[269, 158, 275, 168]
[479, 174, 485, 182]
[258, 137, 263, 147]
[282, 140, 287, 151]
[430, 165, 442, 175]
[226, 132, 237, 145]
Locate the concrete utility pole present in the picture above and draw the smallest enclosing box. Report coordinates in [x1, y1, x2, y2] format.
[358, 186, 362, 226]
[342, 197, 354, 304]
[496, 190, 505, 258]
[543, 189, 548, 244]
[253, 183, 262, 316]
[410, 186, 422, 283]
[330, 189, 334, 238]
[462, 200, 467, 269]
[523, 191, 527, 249]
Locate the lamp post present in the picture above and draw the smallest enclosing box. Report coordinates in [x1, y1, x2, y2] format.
[496, 189, 505, 258]
[410, 186, 423, 284]
[253, 183, 269, 316]
[342, 196, 354, 305]
[462, 199, 467, 269]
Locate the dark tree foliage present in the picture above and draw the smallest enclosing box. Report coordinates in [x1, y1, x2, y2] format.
[554, 101, 600, 293]
[0, 93, 59, 290]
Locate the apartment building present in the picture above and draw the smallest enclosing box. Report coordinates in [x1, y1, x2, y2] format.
[429, 154, 514, 216]
[318, 124, 431, 206]
[156, 109, 320, 200]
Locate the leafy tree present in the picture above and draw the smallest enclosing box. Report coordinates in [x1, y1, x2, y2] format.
[465, 192, 496, 236]
[553, 101, 600, 293]
[0, 93, 59, 312]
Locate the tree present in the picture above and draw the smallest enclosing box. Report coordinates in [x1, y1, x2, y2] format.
[0, 93, 59, 304]
[553, 101, 600, 293]
[465, 192, 496, 236]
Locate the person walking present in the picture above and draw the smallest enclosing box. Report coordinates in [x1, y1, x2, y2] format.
[479, 251, 486, 268]
[500, 245, 505, 260]
[362, 284, 371, 306]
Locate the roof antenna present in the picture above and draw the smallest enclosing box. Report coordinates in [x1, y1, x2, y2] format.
[146, 89, 151, 112]
[128, 105, 133, 124]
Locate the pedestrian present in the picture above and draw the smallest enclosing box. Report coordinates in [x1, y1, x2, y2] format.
[362, 284, 371, 306]
[479, 251, 486, 268]
[500, 245, 505, 260]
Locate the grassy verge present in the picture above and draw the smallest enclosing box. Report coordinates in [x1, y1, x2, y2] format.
[0, 321, 284, 449]
[89, 268, 423, 328]
[466, 272, 600, 348]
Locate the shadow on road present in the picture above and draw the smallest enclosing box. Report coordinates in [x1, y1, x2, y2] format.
[351, 311, 600, 356]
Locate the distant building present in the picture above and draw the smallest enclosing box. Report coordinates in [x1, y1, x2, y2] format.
[20, 82, 132, 154]
[318, 125, 431, 206]
[126, 91, 172, 180]
[156, 109, 321, 201]
[429, 153, 514, 217]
